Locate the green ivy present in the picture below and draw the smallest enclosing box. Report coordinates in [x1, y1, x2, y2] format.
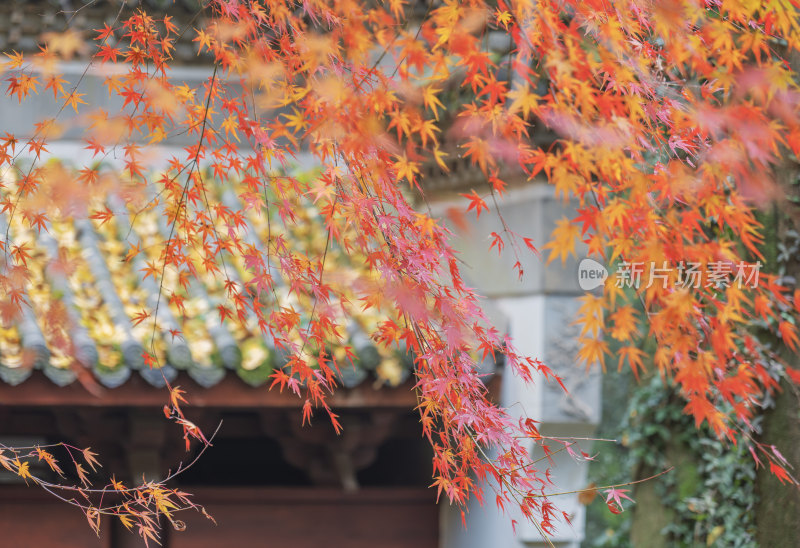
[627, 377, 757, 547]
[583, 204, 800, 547]
[584, 375, 758, 547]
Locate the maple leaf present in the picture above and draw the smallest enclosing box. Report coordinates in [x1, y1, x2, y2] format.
[489, 231, 504, 253]
[110, 476, 125, 491]
[495, 9, 512, 29]
[576, 337, 608, 370]
[44, 74, 67, 99]
[138, 522, 160, 548]
[118, 514, 134, 531]
[3, 50, 24, 69]
[74, 462, 90, 487]
[221, 114, 240, 142]
[778, 321, 799, 352]
[461, 190, 489, 218]
[604, 487, 633, 514]
[85, 508, 101, 536]
[522, 237, 538, 255]
[14, 459, 33, 484]
[82, 448, 101, 472]
[131, 310, 150, 326]
[769, 462, 794, 485]
[193, 29, 213, 53]
[140, 260, 159, 281]
[89, 206, 114, 226]
[124, 242, 142, 263]
[422, 85, 444, 120]
[142, 352, 157, 369]
[63, 91, 87, 112]
[28, 212, 48, 233]
[618, 346, 645, 379]
[97, 44, 119, 63]
[608, 306, 638, 341]
[42, 30, 85, 59]
[11, 243, 32, 267]
[0, 451, 11, 472]
[461, 137, 492, 174]
[394, 154, 419, 183]
[7, 74, 40, 101]
[1, 0, 799, 537]
[170, 386, 188, 409]
[302, 399, 313, 426]
[84, 138, 106, 157]
[36, 448, 63, 476]
[26, 138, 48, 158]
[431, 146, 449, 172]
[416, 119, 440, 148]
[543, 218, 580, 265]
[786, 368, 800, 385]
[218, 304, 233, 324]
[94, 23, 115, 42]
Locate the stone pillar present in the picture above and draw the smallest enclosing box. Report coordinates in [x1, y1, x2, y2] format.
[433, 182, 602, 548]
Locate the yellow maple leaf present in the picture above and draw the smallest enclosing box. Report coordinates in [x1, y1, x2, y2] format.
[422, 85, 444, 120]
[618, 345, 645, 379]
[576, 336, 608, 370]
[63, 91, 87, 113]
[543, 217, 580, 264]
[14, 459, 33, 483]
[394, 154, 419, 183]
[41, 30, 86, 59]
[609, 305, 637, 341]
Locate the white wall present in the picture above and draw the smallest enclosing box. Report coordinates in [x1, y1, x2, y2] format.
[433, 184, 602, 548]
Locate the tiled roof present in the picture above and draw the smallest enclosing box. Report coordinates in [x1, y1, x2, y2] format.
[0, 168, 441, 390]
[0, 1, 506, 393]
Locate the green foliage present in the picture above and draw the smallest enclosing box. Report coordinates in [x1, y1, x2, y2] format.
[583, 366, 634, 547]
[584, 375, 758, 547]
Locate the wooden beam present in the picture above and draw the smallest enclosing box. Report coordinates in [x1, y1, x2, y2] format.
[0, 371, 419, 409]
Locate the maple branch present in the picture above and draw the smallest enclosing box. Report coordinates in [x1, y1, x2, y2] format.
[148, 61, 220, 364]
[538, 466, 674, 499]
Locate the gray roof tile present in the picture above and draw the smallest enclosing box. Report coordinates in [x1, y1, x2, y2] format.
[0, 174, 428, 392]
